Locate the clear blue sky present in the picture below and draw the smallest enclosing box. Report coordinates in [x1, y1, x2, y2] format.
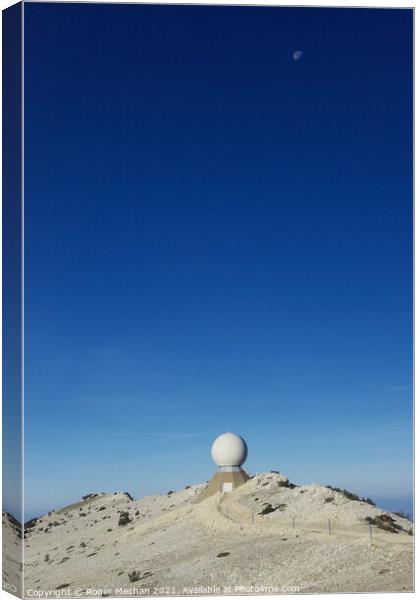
[23, 4, 412, 519]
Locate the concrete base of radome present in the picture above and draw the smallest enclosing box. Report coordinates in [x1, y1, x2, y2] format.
[193, 469, 249, 503]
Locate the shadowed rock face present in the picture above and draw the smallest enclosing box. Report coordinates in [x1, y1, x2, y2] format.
[21, 475, 413, 597]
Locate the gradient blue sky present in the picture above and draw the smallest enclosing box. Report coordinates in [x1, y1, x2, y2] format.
[23, 4, 412, 519]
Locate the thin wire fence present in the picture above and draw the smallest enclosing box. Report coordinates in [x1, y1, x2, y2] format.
[213, 493, 412, 540]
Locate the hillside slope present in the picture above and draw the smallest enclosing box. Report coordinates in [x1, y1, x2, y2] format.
[22, 473, 413, 596]
[2, 511, 22, 597]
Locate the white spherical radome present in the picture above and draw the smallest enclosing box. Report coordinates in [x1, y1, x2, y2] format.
[211, 432, 248, 467]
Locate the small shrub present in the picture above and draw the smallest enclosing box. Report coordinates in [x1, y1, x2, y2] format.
[365, 514, 403, 533]
[326, 485, 345, 494]
[24, 517, 39, 533]
[258, 503, 286, 516]
[364, 497, 375, 506]
[118, 512, 131, 527]
[128, 571, 141, 582]
[82, 493, 98, 501]
[44, 554, 49, 562]
[342, 489, 361, 501]
[326, 485, 373, 503]
[278, 480, 297, 489]
[324, 497, 334, 503]
[216, 552, 230, 558]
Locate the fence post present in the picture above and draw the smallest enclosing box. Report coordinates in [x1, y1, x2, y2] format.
[292, 517, 295, 530]
[328, 519, 331, 534]
[369, 522, 373, 540]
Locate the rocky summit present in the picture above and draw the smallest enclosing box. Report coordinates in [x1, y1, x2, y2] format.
[5, 473, 413, 597]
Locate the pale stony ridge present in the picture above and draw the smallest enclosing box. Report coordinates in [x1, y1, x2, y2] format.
[234, 473, 412, 531]
[21, 473, 413, 596]
[2, 511, 23, 597]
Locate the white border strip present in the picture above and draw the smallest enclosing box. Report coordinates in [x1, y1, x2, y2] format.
[21, 0, 25, 591]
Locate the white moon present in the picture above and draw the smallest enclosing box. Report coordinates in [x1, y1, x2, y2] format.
[293, 50, 303, 61]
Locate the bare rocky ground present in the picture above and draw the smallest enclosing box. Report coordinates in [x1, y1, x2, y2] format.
[2, 511, 22, 597]
[8, 473, 414, 597]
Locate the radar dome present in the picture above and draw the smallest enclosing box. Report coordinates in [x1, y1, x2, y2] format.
[211, 432, 248, 467]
